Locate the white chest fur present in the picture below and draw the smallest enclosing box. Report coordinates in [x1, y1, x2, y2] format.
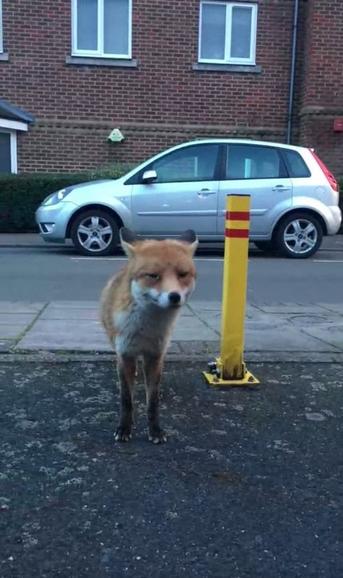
[114, 303, 179, 357]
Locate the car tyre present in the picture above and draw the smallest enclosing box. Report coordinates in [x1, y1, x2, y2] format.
[70, 209, 120, 256]
[275, 212, 323, 259]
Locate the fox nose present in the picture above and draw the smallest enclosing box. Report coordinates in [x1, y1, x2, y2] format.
[168, 292, 181, 305]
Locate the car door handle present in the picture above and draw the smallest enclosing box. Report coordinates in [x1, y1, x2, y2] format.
[272, 185, 292, 192]
[197, 189, 217, 197]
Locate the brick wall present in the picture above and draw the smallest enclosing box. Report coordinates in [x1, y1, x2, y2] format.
[0, 0, 311, 172]
[298, 0, 343, 174]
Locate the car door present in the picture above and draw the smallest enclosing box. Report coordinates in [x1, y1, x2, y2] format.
[130, 143, 220, 236]
[218, 144, 293, 237]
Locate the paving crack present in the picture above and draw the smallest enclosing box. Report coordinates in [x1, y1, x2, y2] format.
[12, 303, 49, 350]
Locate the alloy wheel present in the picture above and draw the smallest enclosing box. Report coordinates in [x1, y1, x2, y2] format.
[77, 215, 113, 253]
[283, 218, 318, 255]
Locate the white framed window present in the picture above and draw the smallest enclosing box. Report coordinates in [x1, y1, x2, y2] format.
[199, 1, 257, 65]
[0, 0, 3, 53]
[0, 118, 29, 174]
[72, 0, 132, 59]
[0, 130, 17, 174]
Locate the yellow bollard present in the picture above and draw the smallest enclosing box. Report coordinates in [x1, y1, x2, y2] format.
[203, 194, 259, 386]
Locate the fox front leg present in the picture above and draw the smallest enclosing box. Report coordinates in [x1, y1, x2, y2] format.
[115, 355, 136, 442]
[143, 354, 167, 444]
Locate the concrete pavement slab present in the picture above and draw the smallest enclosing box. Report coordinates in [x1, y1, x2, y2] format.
[173, 318, 219, 341]
[16, 319, 112, 351]
[188, 300, 223, 311]
[42, 300, 102, 309]
[0, 301, 45, 314]
[0, 339, 14, 352]
[319, 303, 343, 315]
[40, 305, 100, 320]
[194, 310, 222, 332]
[257, 303, 331, 314]
[0, 360, 342, 577]
[244, 320, 339, 352]
[302, 323, 343, 350]
[0, 299, 340, 357]
[0, 313, 38, 325]
[0, 308, 44, 341]
[0, 324, 32, 339]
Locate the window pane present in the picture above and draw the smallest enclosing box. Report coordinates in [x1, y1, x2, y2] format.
[152, 145, 219, 183]
[226, 145, 282, 179]
[77, 0, 98, 51]
[0, 133, 11, 173]
[283, 149, 311, 178]
[104, 0, 129, 55]
[200, 3, 226, 60]
[231, 6, 252, 59]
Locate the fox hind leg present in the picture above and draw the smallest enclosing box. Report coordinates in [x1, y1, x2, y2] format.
[115, 355, 136, 442]
[143, 354, 167, 444]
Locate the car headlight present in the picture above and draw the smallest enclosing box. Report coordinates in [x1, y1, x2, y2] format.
[42, 188, 70, 206]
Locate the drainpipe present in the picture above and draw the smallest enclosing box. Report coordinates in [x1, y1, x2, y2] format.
[286, 0, 300, 143]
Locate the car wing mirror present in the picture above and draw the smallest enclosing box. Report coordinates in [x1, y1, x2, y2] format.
[142, 169, 157, 184]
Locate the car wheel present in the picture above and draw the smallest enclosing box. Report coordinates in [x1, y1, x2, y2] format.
[70, 209, 119, 256]
[254, 241, 276, 252]
[275, 212, 323, 259]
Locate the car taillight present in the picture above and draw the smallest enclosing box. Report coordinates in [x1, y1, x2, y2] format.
[310, 149, 339, 192]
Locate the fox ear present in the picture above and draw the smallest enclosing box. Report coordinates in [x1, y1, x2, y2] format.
[120, 227, 137, 258]
[179, 229, 198, 255]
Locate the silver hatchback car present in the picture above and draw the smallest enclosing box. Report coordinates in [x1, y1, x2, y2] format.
[36, 139, 341, 258]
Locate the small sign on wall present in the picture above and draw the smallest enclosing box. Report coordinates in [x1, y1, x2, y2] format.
[333, 118, 343, 132]
[108, 128, 124, 142]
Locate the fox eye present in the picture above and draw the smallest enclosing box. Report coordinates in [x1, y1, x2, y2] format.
[145, 273, 160, 280]
[178, 271, 189, 279]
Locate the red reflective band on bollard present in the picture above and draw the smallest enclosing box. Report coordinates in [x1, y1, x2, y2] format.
[225, 211, 250, 221]
[225, 229, 249, 238]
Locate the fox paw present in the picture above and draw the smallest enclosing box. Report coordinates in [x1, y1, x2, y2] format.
[114, 426, 132, 442]
[148, 429, 167, 444]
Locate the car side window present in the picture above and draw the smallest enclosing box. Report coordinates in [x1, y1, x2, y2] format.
[282, 149, 311, 178]
[226, 145, 286, 180]
[147, 144, 220, 183]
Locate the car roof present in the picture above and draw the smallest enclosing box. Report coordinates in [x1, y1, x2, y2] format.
[174, 138, 308, 152]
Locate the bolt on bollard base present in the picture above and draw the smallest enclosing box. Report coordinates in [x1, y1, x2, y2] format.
[203, 194, 259, 387]
[204, 359, 258, 386]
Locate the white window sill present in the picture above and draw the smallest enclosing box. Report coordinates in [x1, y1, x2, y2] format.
[66, 55, 138, 68]
[193, 62, 262, 73]
[0, 52, 9, 61]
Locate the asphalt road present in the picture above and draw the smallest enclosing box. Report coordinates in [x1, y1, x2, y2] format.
[1, 360, 342, 577]
[1, 241, 343, 303]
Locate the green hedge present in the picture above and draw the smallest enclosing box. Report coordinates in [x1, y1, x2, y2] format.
[0, 165, 130, 233]
[0, 171, 342, 234]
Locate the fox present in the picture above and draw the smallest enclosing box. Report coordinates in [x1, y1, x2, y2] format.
[100, 227, 198, 444]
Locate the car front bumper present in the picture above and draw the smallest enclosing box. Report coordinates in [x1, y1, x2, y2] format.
[35, 201, 78, 243]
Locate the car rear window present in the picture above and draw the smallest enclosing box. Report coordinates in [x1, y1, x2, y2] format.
[283, 149, 311, 178]
[226, 145, 286, 180]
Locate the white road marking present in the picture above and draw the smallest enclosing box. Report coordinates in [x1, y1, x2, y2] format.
[313, 260, 343, 263]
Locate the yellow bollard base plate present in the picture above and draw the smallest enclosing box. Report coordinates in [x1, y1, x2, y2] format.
[203, 369, 260, 387]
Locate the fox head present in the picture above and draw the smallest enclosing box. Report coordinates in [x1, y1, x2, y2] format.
[120, 228, 198, 309]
